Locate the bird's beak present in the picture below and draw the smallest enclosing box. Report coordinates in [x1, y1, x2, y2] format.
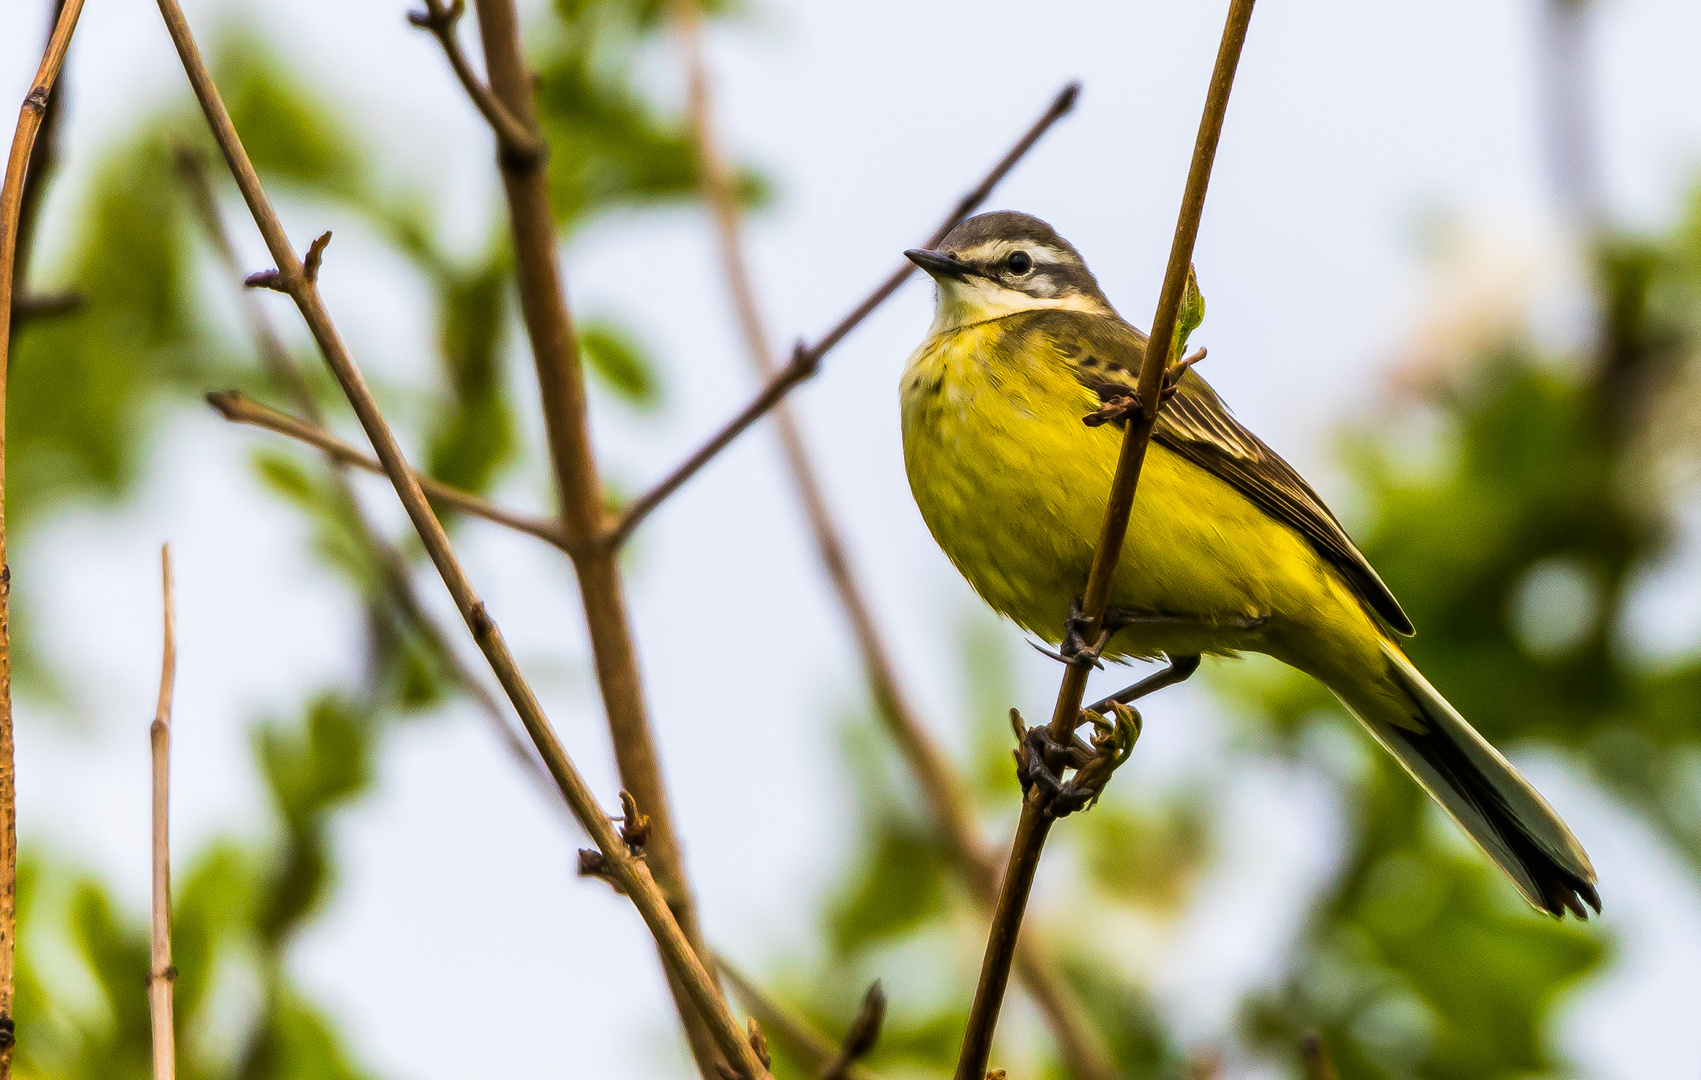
[905, 248, 973, 281]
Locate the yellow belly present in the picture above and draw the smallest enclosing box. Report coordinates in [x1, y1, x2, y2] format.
[899, 319, 1382, 670]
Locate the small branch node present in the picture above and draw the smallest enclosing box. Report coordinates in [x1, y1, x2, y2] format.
[24, 86, 49, 112]
[467, 600, 494, 638]
[243, 269, 286, 292]
[745, 1017, 771, 1070]
[1081, 393, 1143, 429]
[575, 848, 624, 892]
[788, 340, 821, 382]
[406, 0, 463, 30]
[304, 231, 332, 283]
[618, 790, 651, 856]
[819, 980, 886, 1079]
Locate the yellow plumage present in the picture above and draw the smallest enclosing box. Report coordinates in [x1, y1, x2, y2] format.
[899, 211, 1599, 918]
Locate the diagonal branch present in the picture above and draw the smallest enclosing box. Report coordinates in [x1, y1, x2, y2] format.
[148, 546, 177, 1080]
[954, 3, 1258, 1078]
[151, 4, 769, 1077]
[0, 1, 89, 1072]
[607, 79, 1080, 549]
[177, 150, 564, 805]
[202, 389, 573, 553]
[407, 0, 543, 166]
[10, 0, 70, 328]
[661, 9, 1119, 1077]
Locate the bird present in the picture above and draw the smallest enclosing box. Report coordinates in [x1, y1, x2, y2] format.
[898, 210, 1598, 919]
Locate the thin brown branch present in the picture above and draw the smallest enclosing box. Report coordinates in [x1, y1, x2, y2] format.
[954, 4, 1257, 1079]
[9, 0, 69, 324]
[407, 0, 544, 166]
[148, 546, 177, 1080]
[461, 0, 727, 1072]
[203, 389, 573, 552]
[175, 148, 563, 808]
[717, 958, 883, 1080]
[664, 9, 1116, 1077]
[9, 289, 80, 324]
[1299, 1032, 1340, 1080]
[0, 1, 88, 1069]
[607, 341, 818, 547]
[607, 79, 1080, 548]
[819, 981, 885, 1080]
[152, 4, 768, 1076]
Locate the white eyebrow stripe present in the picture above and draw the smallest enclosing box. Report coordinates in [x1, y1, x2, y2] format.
[954, 239, 1071, 267]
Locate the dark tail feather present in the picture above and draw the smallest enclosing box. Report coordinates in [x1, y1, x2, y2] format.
[1340, 643, 1599, 919]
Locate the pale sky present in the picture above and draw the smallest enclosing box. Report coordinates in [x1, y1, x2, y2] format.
[5, 0, 1701, 1077]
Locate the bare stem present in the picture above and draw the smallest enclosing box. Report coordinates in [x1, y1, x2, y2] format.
[202, 390, 573, 553]
[953, 4, 1257, 1078]
[152, 3, 768, 1075]
[662, 11, 1116, 1077]
[607, 79, 1080, 547]
[407, 0, 543, 166]
[0, 1, 89, 1069]
[458, 0, 727, 1070]
[148, 547, 177, 1080]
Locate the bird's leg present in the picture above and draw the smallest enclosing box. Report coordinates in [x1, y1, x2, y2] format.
[1034, 602, 1265, 673]
[1085, 653, 1202, 716]
[1030, 595, 1111, 670]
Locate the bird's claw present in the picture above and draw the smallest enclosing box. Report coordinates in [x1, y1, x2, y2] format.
[1011, 703, 1141, 820]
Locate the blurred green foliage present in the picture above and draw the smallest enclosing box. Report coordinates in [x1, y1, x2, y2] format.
[9, 0, 1701, 1075]
[6, 0, 746, 1075]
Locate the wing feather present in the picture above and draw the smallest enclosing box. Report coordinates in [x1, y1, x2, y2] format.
[1022, 309, 1415, 636]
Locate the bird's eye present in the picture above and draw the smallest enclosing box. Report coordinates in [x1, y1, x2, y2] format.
[1006, 250, 1033, 275]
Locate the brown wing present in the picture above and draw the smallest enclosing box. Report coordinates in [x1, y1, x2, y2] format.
[1024, 308, 1415, 636]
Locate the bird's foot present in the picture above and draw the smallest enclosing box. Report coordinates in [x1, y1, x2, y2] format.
[1011, 704, 1141, 820]
[1031, 596, 1111, 670]
[1079, 347, 1207, 428]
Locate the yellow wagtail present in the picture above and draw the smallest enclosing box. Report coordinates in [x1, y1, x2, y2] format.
[900, 211, 1597, 918]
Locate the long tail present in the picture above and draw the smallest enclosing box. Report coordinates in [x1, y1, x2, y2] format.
[1331, 640, 1599, 919]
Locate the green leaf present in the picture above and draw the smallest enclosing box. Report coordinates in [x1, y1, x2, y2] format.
[580, 319, 661, 407]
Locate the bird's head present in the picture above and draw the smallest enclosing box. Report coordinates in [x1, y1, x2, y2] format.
[905, 211, 1114, 333]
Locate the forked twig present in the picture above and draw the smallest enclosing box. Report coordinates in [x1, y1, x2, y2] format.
[148, 547, 178, 1080]
[0, 1, 90, 1069]
[202, 390, 572, 552]
[953, 4, 1258, 1078]
[151, 2, 768, 1076]
[605, 80, 1081, 549]
[407, 0, 543, 165]
[662, 8, 1117, 1075]
[717, 958, 884, 1080]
